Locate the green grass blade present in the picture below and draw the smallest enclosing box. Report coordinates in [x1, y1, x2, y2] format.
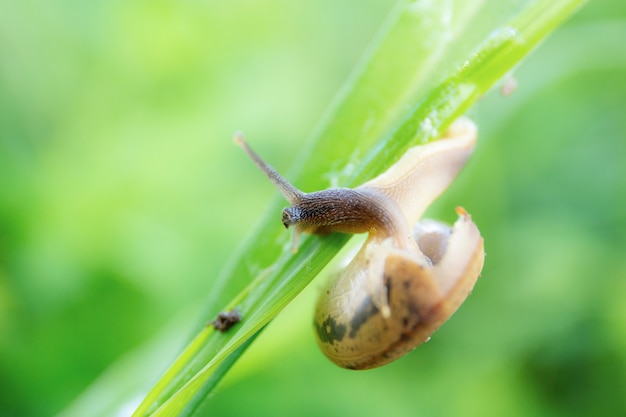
[132, 0, 586, 415]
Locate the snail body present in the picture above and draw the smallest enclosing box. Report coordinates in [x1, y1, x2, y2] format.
[235, 118, 484, 369]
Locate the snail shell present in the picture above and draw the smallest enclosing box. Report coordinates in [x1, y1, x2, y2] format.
[314, 209, 484, 369]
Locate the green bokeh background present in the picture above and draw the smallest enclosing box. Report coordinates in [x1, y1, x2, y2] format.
[1, 1, 625, 416]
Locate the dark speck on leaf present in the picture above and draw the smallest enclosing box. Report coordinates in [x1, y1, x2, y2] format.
[211, 309, 242, 332]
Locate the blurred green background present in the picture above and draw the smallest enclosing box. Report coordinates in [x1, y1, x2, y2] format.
[1, 0, 625, 416]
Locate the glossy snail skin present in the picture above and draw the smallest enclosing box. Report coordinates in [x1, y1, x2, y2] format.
[235, 118, 484, 370]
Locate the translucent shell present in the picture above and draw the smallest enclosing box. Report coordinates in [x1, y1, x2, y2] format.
[314, 209, 484, 369]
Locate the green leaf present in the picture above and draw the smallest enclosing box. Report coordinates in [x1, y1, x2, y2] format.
[132, 0, 586, 415]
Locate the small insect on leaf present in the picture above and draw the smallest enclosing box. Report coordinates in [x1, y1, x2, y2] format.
[211, 309, 242, 332]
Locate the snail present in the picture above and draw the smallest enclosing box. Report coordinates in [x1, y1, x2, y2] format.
[234, 117, 484, 369]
